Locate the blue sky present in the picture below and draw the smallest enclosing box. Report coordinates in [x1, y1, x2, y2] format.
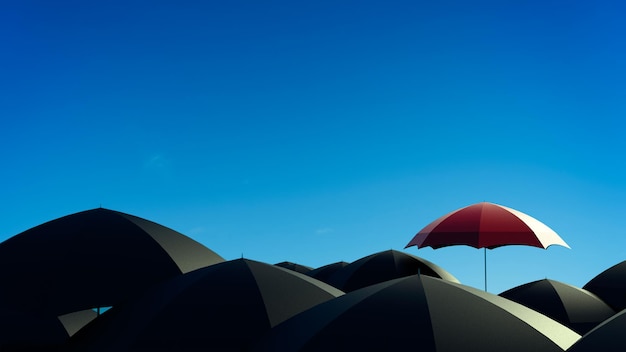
[2, 1, 625, 293]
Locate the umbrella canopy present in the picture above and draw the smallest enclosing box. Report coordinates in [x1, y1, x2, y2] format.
[499, 279, 615, 334]
[66, 258, 343, 351]
[306, 261, 350, 283]
[0, 306, 98, 351]
[252, 274, 580, 352]
[326, 249, 459, 292]
[0, 302, 72, 351]
[405, 202, 569, 291]
[0, 208, 224, 317]
[275, 261, 314, 274]
[583, 260, 626, 311]
[566, 309, 626, 352]
[406, 202, 570, 249]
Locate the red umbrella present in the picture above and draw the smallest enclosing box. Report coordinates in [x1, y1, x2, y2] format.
[405, 202, 570, 291]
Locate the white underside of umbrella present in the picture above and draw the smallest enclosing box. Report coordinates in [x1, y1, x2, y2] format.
[499, 204, 571, 249]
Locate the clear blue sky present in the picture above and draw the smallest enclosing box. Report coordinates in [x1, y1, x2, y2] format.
[2, 1, 625, 293]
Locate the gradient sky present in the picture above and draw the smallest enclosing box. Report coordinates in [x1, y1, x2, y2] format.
[2, 1, 625, 293]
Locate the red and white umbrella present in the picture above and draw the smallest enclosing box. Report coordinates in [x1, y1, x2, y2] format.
[405, 202, 570, 291]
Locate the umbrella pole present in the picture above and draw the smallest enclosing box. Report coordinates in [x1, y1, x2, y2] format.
[484, 248, 487, 292]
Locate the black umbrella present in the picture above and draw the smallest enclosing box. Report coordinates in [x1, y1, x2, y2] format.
[0, 208, 224, 317]
[0, 304, 99, 351]
[306, 261, 349, 283]
[0, 302, 70, 351]
[252, 275, 580, 352]
[583, 260, 626, 311]
[0, 305, 100, 352]
[66, 258, 343, 351]
[566, 309, 626, 352]
[326, 249, 459, 292]
[275, 261, 314, 274]
[499, 279, 615, 334]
